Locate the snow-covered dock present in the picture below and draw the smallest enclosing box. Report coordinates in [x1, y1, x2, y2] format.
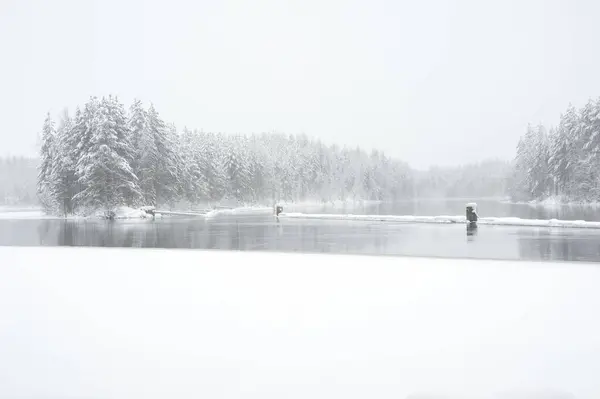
[278, 212, 600, 229]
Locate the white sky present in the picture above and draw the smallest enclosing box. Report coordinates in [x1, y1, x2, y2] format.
[2, 0, 600, 169]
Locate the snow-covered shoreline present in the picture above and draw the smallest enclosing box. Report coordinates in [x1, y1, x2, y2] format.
[0, 205, 278, 221]
[502, 195, 600, 207]
[279, 212, 600, 229]
[6, 203, 600, 230]
[279, 212, 466, 224]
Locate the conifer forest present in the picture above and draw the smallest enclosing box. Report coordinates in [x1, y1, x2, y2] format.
[34, 96, 510, 215]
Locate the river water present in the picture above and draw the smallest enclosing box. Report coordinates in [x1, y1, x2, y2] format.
[2, 199, 600, 262]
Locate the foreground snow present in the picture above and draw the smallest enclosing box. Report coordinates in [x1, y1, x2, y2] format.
[0, 246, 597, 399]
[280, 212, 600, 229]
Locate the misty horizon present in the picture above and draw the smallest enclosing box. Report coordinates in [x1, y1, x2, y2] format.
[4, 0, 600, 168]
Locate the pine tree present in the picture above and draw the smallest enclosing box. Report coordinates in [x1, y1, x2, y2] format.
[74, 96, 141, 214]
[529, 125, 551, 198]
[128, 99, 147, 178]
[137, 105, 180, 206]
[200, 132, 227, 202]
[223, 135, 252, 203]
[549, 105, 578, 195]
[166, 122, 186, 204]
[70, 98, 101, 210]
[570, 98, 600, 199]
[180, 128, 208, 205]
[50, 109, 76, 215]
[37, 112, 57, 212]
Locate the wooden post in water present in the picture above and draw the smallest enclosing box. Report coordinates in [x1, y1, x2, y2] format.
[466, 202, 478, 234]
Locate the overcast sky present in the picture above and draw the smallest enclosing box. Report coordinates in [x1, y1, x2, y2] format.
[2, 0, 600, 169]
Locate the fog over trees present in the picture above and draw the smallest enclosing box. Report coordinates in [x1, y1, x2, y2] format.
[5, 96, 511, 214]
[0, 157, 37, 206]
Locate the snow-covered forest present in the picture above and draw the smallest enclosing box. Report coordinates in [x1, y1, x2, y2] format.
[38, 96, 419, 215]
[510, 98, 600, 202]
[35, 96, 510, 215]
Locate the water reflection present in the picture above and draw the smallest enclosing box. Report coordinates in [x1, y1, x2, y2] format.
[516, 228, 600, 262]
[466, 224, 478, 242]
[3, 216, 600, 262]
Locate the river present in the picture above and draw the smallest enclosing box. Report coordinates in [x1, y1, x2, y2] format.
[2, 199, 600, 262]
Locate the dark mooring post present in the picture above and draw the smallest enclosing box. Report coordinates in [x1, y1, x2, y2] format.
[466, 202, 478, 226]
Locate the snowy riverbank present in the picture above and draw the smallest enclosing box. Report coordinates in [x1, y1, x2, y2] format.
[503, 195, 600, 207]
[1, 246, 597, 399]
[279, 212, 600, 229]
[7, 203, 600, 230]
[0, 205, 276, 220]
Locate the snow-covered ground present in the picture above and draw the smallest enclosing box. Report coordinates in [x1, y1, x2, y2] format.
[0, 205, 274, 221]
[503, 195, 600, 208]
[279, 212, 600, 229]
[0, 208, 54, 219]
[205, 206, 274, 218]
[280, 212, 465, 224]
[0, 246, 597, 399]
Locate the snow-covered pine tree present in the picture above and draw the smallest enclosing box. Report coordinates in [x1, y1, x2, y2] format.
[549, 105, 578, 196]
[37, 112, 57, 213]
[315, 142, 333, 202]
[293, 135, 310, 200]
[127, 99, 147, 179]
[236, 134, 254, 202]
[69, 98, 102, 210]
[512, 134, 531, 200]
[512, 124, 551, 200]
[302, 141, 321, 199]
[200, 132, 227, 203]
[582, 97, 600, 158]
[530, 125, 551, 199]
[570, 98, 600, 199]
[342, 148, 355, 200]
[266, 134, 282, 202]
[137, 104, 180, 206]
[248, 134, 272, 202]
[281, 135, 298, 201]
[179, 128, 208, 205]
[74, 96, 141, 214]
[50, 109, 76, 215]
[222, 134, 252, 203]
[166, 122, 186, 205]
[255, 133, 278, 203]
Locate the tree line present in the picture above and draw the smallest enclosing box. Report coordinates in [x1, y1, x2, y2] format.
[36, 95, 513, 216]
[511, 98, 600, 202]
[37, 96, 419, 215]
